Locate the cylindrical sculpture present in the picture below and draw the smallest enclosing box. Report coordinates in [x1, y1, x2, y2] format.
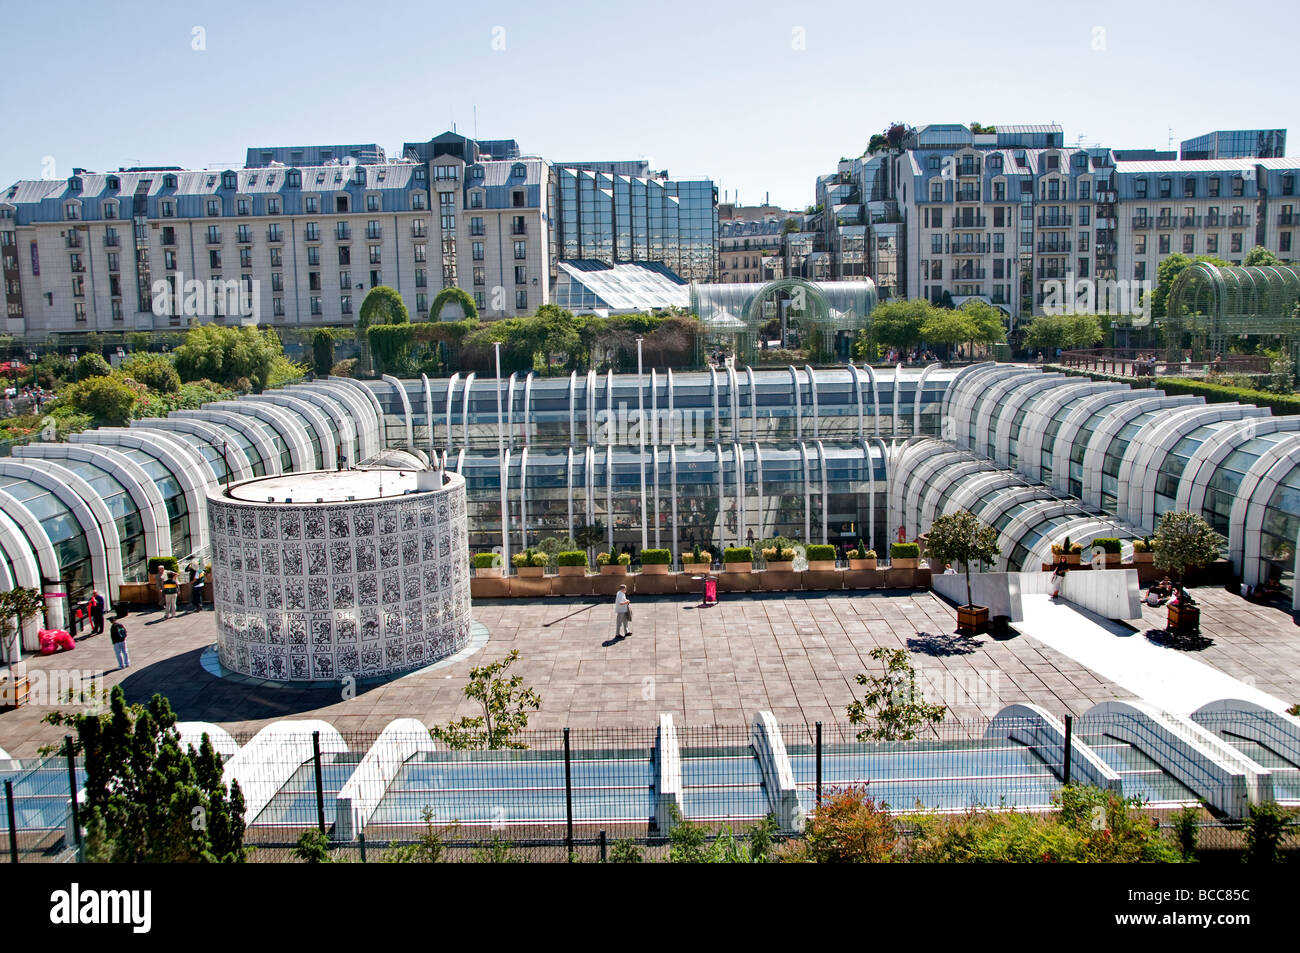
[206, 468, 470, 681]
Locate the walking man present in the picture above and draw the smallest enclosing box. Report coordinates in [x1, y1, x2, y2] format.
[190, 563, 205, 611]
[89, 590, 105, 635]
[110, 611, 130, 670]
[162, 570, 179, 619]
[614, 584, 631, 639]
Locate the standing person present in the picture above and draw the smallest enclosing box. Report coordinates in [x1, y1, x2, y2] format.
[109, 611, 130, 670]
[89, 590, 105, 635]
[1050, 561, 1068, 599]
[162, 570, 179, 619]
[614, 584, 631, 639]
[190, 563, 206, 611]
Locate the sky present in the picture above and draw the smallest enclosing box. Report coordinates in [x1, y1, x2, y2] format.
[2, 0, 1298, 211]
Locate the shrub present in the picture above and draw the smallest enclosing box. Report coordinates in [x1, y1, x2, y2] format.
[805, 544, 837, 562]
[1132, 539, 1150, 553]
[862, 549, 876, 559]
[779, 787, 899, 863]
[472, 552, 501, 569]
[608, 839, 644, 863]
[640, 548, 671, 565]
[1154, 376, 1300, 416]
[723, 546, 753, 563]
[557, 551, 588, 567]
[596, 552, 612, 566]
[617, 552, 631, 566]
[681, 551, 711, 564]
[1090, 537, 1122, 555]
[511, 552, 531, 567]
[311, 329, 335, 377]
[147, 556, 179, 576]
[890, 542, 920, 558]
[122, 353, 180, 394]
[529, 552, 547, 568]
[75, 352, 112, 379]
[60, 374, 140, 425]
[1243, 801, 1297, 864]
[32, 353, 73, 389]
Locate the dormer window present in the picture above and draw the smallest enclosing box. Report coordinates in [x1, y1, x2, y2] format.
[68, 176, 82, 192]
[512, 163, 526, 179]
[163, 174, 177, 189]
[222, 171, 237, 190]
[107, 176, 120, 191]
[287, 170, 301, 188]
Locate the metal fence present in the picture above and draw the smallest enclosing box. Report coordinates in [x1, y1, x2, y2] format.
[5, 713, 1299, 863]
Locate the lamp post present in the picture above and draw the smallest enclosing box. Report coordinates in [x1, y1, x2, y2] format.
[636, 336, 647, 555]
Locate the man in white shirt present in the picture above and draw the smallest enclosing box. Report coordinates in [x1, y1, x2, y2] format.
[614, 584, 631, 639]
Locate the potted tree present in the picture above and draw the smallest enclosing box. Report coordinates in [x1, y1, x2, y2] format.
[557, 551, 589, 577]
[596, 552, 627, 576]
[1090, 538, 1123, 567]
[1152, 511, 1221, 634]
[0, 586, 44, 706]
[847, 547, 878, 570]
[681, 549, 712, 571]
[472, 552, 503, 578]
[923, 510, 1001, 636]
[889, 542, 920, 569]
[512, 550, 546, 578]
[723, 546, 753, 573]
[805, 544, 837, 571]
[763, 546, 796, 572]
[1131, 538, 1154, 565]
[640, 548, 672, 575]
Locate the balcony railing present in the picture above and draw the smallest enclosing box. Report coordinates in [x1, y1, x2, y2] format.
[1180, 215, 1201, 228]
[951, 242, 990, 255]
[1228, 215, 1247, 228]
[267, 228, 283, 242]
[336, 226, 351, 240]
[953, 269, 986, 280]
[366, 227, 382, 240]
[1156, 216, 1174, 229]
[1131, 217, 1151, 230]
[103, 234, 119, 247]
[955, 189, 981, 202]
[305, 227, 320, 241]
[951, 215, 986, 229]
[511, 223, 527, 236]
[1278, 213, 1299, 226]
[1037, 241, 1072, 253]
[1037, 214, 1072, 227]
[65, 233, 81, 248]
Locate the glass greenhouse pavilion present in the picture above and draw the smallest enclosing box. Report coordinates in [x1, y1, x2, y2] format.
[3, 362, 1300, 649]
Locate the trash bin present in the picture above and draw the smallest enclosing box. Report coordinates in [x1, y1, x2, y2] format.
[704, 576, 718, 606]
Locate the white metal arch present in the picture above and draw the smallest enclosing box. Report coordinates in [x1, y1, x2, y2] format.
[0, 504, 53, 647]
[1048, 389, 1151, 495]
[0, 460, 119, 611]
[305, 379, 382, 459]
[421, 373, 434, 457]
[946, 471, 1024, 521]
[380, 375, 414, 448]
[71, 428, 214, 553]
[912, 362, 945, 439]
[253, 393, 337, 468]
[1227, 434, 1300, 584]
[950, 365, 1029, 451]
[205, 400, 314, 472]
[998, 501, 1089, 572]
[131, 417, 255, 483]
[14, 442, 171, 562]
[990, 374, 1067, 468]
[1023, 517, 1122, 573]
[443, 372, 460, 454]
[940, 360, 996, 424]
[1078, 395, 1200, 509]
[1014, 380, 1128, 483]
[169, 409, 282, 477]
[277, 386, 360, 466]
[806, 366, 819, 441]
[970, 368, 1042, 459]
[888, 438, 945, 535]
[788, 365, 802, 443]
[1122, 404, 1267, 528]
[918, 459, 992, 533]
[1176, 417, 1300, 517]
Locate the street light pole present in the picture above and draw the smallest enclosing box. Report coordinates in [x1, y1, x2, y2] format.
[636, 336, 647, 556]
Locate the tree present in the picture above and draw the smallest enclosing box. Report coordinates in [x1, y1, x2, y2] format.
[359, 285, 410, 330]
[865, 133, 889, 156]
[1022, 313, 1103, 353]
[430, 650, 541, 750]
[0, 585, 44, 662]
[75, 352, 112, 379]
[367, 323, 415, 375]
[922, 510, 1001, 609]
[292, 829, 333, 863]
[969, 121, 995, 135]
[43, 686, 249, 862]
[431, 287, 478, 322]
[919, 308, 974, 354]
[122, 353, 180, 394]
[1243, 246, 1281, 268]
[574, 522, 606, 563]
[311, 329, 335, 377]
[172, 325, 284, 390]
[860, 299, 933, 355]
[1151, 511, 1222, 604]
[845, 647, 947, 742]
[1152, 253, 1229, 319]
[61, 374, 140, 425]
[960, 298, 1008, 349]
[781, 217, 800, 235]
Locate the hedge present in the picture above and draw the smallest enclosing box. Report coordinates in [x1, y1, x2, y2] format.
[472, 552, 500, 569]
[723, 547, 753, 563]
[1090, 537, 1122, 554]
[805, 544, 837, 561]
[557, 551, 588, 567]
[1152, 377, 1300, 416]
[148, 556, 179, 576]
[890, 542, 921, 558]
[640, 548, 671, 565]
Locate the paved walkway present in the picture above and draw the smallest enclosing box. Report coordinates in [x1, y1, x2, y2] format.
[1018, 593, 1293, 715]
[1, 586, 1296, 758]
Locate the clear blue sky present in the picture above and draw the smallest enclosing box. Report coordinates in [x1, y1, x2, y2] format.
[2, 0, 1296, 210]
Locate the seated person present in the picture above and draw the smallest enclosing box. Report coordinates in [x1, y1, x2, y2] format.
[1144, 587, 1166, 607]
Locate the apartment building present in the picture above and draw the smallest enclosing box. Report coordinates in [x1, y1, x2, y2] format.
[717, 219, 785, 283]
[1181, 129, 1286, 161]
[0, 131, 717, 334]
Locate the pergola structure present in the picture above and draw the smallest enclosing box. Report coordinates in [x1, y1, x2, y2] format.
[690, 278, 876, 364]
[1164, 263, 1300, 365]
